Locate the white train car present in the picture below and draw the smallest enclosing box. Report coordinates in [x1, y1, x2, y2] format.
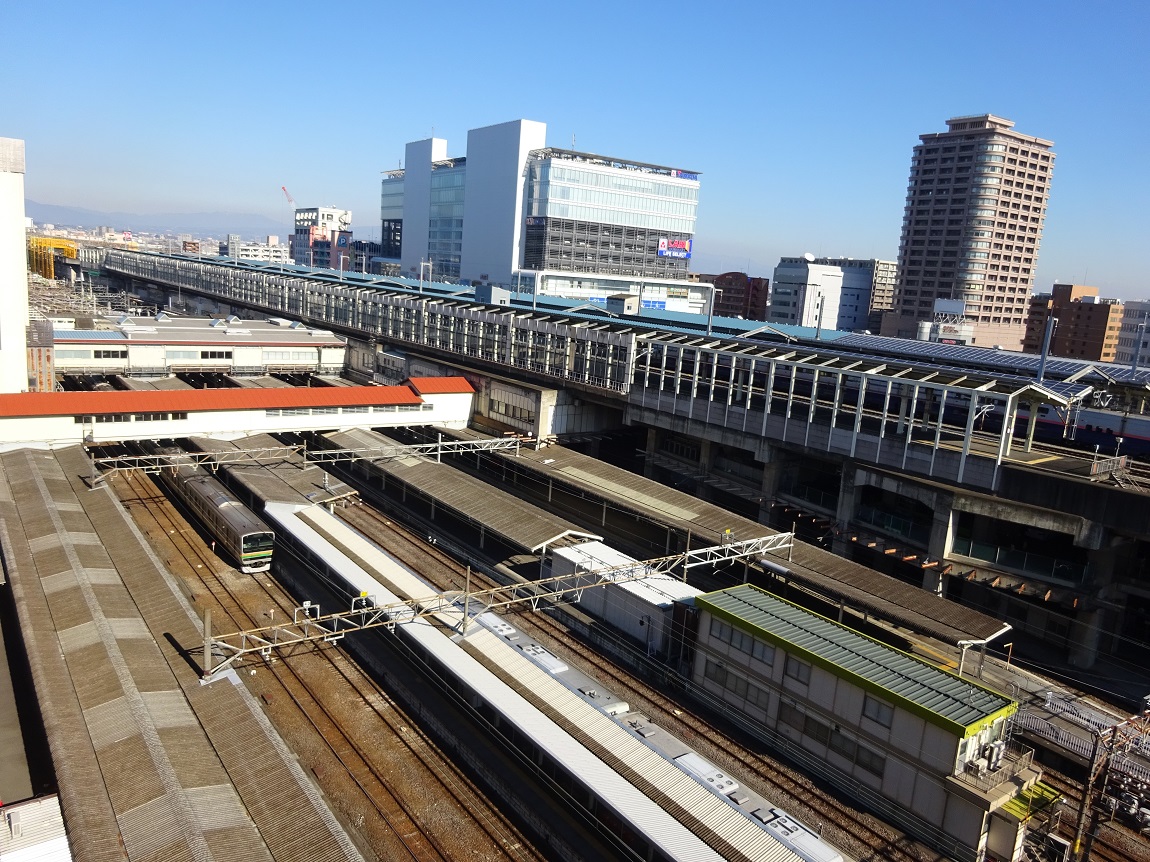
[551, 541, 703, 656]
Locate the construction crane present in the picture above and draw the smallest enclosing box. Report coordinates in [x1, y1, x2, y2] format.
[281, 186, 295, 209]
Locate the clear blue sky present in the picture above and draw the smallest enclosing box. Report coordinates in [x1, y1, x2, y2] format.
[4, 0, 1147, 297]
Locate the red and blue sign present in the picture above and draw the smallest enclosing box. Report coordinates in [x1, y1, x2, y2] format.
[657, 238, 692, 259]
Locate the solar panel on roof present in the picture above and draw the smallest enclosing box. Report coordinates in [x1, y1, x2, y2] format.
[53, 330, 127, 340]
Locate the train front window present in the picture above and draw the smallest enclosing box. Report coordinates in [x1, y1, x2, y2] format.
[243, 533, 275, 554]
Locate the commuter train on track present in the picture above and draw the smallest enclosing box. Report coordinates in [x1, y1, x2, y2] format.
[139, 441, 275, 573]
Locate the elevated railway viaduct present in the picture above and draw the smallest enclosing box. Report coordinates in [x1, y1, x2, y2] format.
[98, 250, 1150, 682]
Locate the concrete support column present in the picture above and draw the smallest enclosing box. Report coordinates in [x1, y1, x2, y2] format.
[1024, 400, 1040, 453]
[695, 439, 717, 502]
[1069, 543, 1118, 669]
[832, 467, 859, 555]
[923, 507, 956, 596]
[698, 439, 715, 472]
[896, 384, 912, 434]
[1068, 608, 1103, 669]
[757, 457, 784, 525]
[643, 427, 659, 479]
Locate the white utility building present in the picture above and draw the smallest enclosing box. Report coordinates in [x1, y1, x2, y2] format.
[769, 257, 845, 331]
[0, 138, 29, 393]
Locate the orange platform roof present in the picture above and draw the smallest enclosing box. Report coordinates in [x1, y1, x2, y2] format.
[406, 376, 475, 395]
[0, 385, 422, 418]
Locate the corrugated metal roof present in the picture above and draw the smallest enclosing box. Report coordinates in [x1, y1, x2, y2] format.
[324, 428, 596, 552]
[406, 376, 475, 394]
[55, 329, 126, 340]
[698, 585, 1016, 737]
[0, 386, 421, 417]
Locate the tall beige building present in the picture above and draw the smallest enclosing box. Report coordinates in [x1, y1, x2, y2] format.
[882, 115, 1055, 349]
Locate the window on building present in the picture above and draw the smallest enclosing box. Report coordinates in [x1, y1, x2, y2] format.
[856, 747, 887, 776]
[862, 695, 894, 728]
[784, 656, 811, 685]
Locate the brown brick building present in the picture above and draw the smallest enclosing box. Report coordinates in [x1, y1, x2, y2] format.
[1022, 283, 1123, 361]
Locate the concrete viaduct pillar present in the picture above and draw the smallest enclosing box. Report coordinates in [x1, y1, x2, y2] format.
[832, 467, 859, 555]
[643, 428, 659, 479]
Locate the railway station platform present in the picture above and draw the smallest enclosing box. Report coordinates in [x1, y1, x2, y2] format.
[0, 445, 364, 862]
[433, 427, 1007, 649]
[319, 428, 602, 555]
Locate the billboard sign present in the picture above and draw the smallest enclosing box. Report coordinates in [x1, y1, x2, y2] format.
[657, 238, 692, 259]
[182, 241, 200, 253]
[670, 170, 699, 181]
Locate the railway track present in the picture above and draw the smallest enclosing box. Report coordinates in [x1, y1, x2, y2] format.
[112, 466, 542, 862]
[1035, 769, 1150, 862]
[337, 502, 948, 862]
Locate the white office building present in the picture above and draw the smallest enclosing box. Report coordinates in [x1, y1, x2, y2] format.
[290, 206, 352, 269]
[380, 120, 710, 313]
[0, 138, 29, 393]
[221, 234, 292, 264]
[769, 256, 892, 333]
[769, 258, 844, 331]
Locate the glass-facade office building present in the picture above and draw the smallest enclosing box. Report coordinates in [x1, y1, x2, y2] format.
[522, 149, 700, 279]
[379, 121, 702, 289]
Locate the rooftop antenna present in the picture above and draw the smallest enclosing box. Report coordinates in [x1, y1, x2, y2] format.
[572, 133, 576, 149]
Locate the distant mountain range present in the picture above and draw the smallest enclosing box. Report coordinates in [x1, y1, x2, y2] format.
[26, 200, 289, 239]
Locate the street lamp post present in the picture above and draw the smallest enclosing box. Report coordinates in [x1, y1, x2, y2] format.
[706, 285, 722, 335]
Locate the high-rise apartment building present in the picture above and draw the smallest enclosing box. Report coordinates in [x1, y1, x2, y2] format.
[883, 115, 1055, 349]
